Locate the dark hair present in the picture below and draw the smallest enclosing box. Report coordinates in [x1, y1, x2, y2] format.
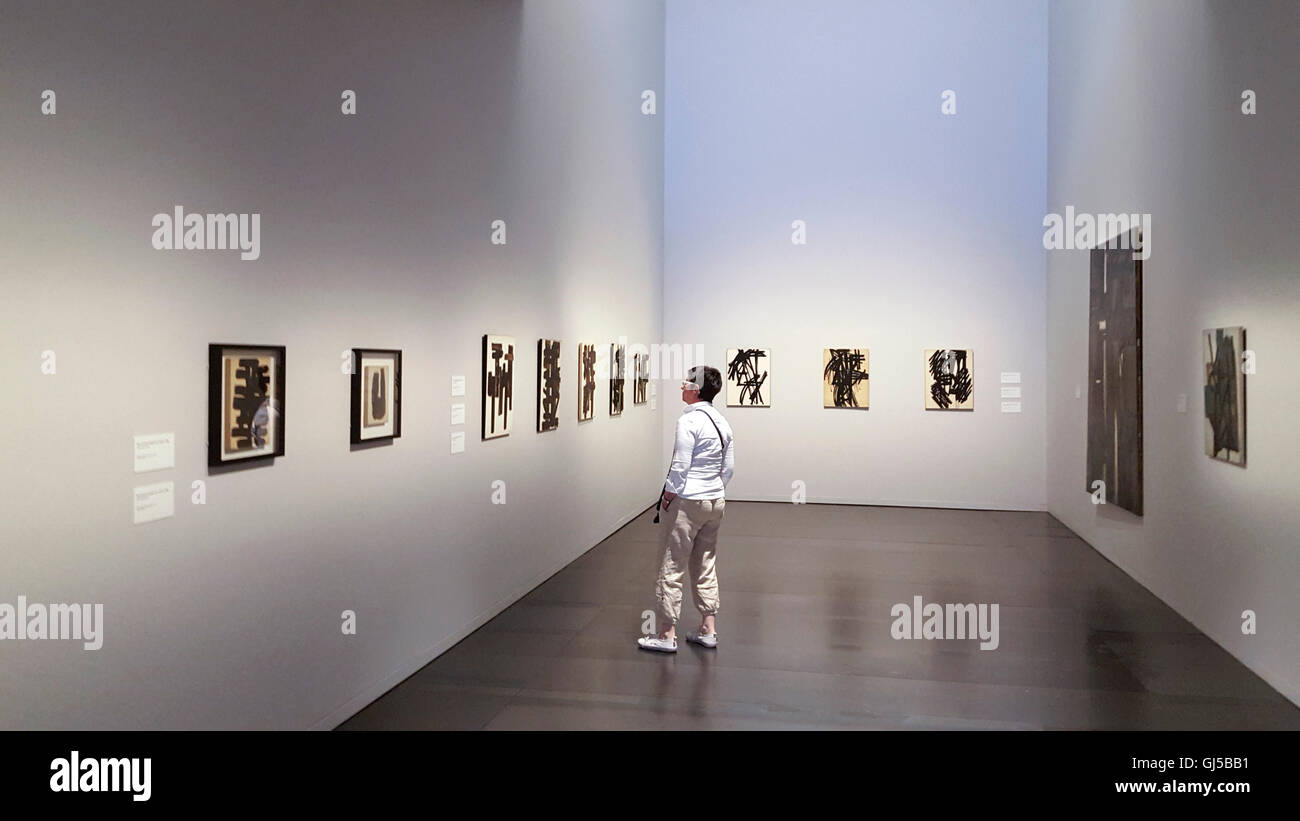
[688, 365, 723, 402]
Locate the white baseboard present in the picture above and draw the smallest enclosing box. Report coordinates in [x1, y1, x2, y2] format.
[727, 494, 1047, 512]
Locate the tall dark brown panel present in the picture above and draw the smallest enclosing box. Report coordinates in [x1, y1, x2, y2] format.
[1086, 238, 1143, 515]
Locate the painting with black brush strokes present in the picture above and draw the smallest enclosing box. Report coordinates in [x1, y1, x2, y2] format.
[1204, 326, 1246, 465]
[823, 348, 869, 409]
[609, 343, 626, 416]
[208, 343, 285, 466]
[537, 338, 561, 432]
[578, 342, 596, 421]
[726, 347, 770, 407]
[633, 353, 649, 405]
[482, 335, 514, 440]
[924, 349, 973, 410]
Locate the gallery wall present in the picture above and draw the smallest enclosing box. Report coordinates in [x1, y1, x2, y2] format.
[663, 0, 1050, 510]
[1045, 0, 1300, 704]
[0, 0, 665, 729]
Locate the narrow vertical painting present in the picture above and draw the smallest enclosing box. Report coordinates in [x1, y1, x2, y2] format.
[633, 352, 649, 405]
[350, 348, 401, 444]
[1204, 326, 1245, 465]
[537, 338, 561, 433]
[609, 343, 626, 416]
[207, 344, 285, 467]
[823, 348, 869, 409]
[924, 349, 973, 410]
[482, 334, 514, 440]
[578, 342, 596, 421]
[1086, 234, 1143, 515]
[726, 348, 770, 407]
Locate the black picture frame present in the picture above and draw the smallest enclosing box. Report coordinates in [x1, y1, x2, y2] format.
[207, 343, 286, 468]
[350, 348, 402, 445]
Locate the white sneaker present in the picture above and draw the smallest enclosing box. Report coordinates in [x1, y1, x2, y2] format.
[637, 636, 677, 653]
[686, 631, 718, 648]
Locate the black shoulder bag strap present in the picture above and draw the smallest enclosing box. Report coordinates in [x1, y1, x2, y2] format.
[694, 406, 729, 478]
[654, 407, 729, 524]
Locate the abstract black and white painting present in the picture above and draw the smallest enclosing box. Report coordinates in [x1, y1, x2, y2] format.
[207, 343, 285, 467]
[351, 348, 401, 444]
[578, 342, 596, 422]
[924, 349, 973, 410]
[1204, 326, 1245, 465]
[609, 343, 626, 416]
[1086, 235, 1143, 515]
[537, 338, 561, 433]
[633, 352, 649, 405]
[482, 334, 514, 440]
[726, 348, 770, 407]
[823, 348, 869, 409]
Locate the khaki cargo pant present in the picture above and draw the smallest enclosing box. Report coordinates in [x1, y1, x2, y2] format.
[655, 497, 725, 626]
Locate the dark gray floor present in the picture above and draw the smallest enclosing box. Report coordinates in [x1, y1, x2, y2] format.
[339, 503, 1300, 730]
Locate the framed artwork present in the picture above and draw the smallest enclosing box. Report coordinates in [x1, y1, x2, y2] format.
[350, 349, 401, 444]
[924, 349, 973, 410]
[633, 352, 649, 405]
[823, 348, 869, 409]
[482, 334, 515, 440]
[609, 343, 626, 416]
[538, 338, 561, 432]
[1204, 326, 1245, 465]
[1086, 233, 1143, 515]
[207, 344, 285, 467]
[578, 342, 596, 421]
[726, 348, 770, 407]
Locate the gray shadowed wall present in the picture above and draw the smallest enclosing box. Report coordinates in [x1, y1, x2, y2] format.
[0, 0, 665, 729]
[1045, 0, 1300, 706]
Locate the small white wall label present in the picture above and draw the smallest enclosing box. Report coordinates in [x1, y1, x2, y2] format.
[133, 433, 175, 473]
[133, 482, 175, 525]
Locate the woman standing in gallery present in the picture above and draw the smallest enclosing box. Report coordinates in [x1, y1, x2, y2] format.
[638, 365, 735, 653]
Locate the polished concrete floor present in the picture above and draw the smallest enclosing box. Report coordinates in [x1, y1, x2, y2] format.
[339, 502, 1300, 730]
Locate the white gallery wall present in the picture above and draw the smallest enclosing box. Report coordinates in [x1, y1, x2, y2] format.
[3, 0, 1297, 730]
[664, 0, 1049, 510]
[0, 0, 665, 729]
[1046, 1, 1300, 704]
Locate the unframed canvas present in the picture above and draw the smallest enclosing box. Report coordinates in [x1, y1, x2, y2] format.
[1086, 233, 1143, 515]
[482, 334, 515, 440]
[924, 349, 973, 410]
[1203, 326, 1246, 465]
[578, 342, 596, 421]
[633, 353, 649, 405]
[609, 343, 626, 416]
[726, 347, 770, 407]
[538, 338, 561, 432]
[823, 348, 869, 409]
